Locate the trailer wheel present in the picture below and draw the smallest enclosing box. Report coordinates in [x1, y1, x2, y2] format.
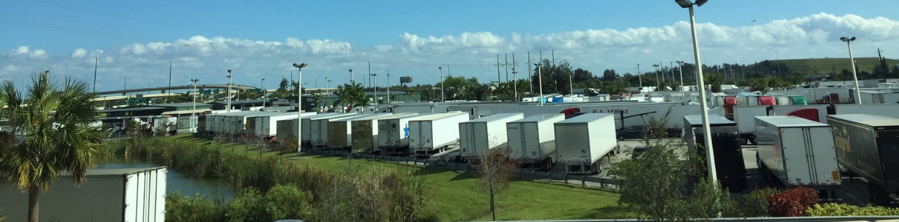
[740, 137, 748, 145]
[617, 135, 624, 141]
[749, 135, 757, 145]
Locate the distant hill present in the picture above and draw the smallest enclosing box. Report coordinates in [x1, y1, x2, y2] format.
[770, 57, 899, 75]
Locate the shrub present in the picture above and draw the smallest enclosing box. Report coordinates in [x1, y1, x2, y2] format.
[226, 188, 267, 222]
[740, 188, 780, 217]
[165, 191, 226, 222]
[767, 187, 818, 217]
[264, 184, 313, 221]
[808, 203, 899, 216]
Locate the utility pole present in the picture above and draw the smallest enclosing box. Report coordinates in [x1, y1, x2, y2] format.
[191, 78, 199, 132]
[552, 50, 557, 93]
[368, 61, 371, 92]
[262, 78, 266, 107]
[496, 54, 501, 83]
[537, 63, 544, 106]
[878, 48, 888, 81]
[637, 64, 643, 88]
[677, 61, 685, 96]
[439, 67, 445, 102]
[512, 53, 518, 101]
[168, 60, 173, 96]
[93, 57, 98, 93]
[504, 53, 510, 83]
[527, 51, 532, 93]
[226, 69, 233, 113]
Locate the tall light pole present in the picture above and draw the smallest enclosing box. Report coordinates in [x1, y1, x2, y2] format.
[653, 64, 660, 91]
[637, 64, 643, 88]
[676, 0, 718, 188]
[387, 71, 391, 104]
[371, 73, 378, 105]
[226, 69, 233, 113]
[93, 57, 98, 93]
[261, 78, 266, 107]
[439, 67, 445, 102]
[841, 36, 862, 104]
[325, 77, 330, 94]
[292, 63, 307, 157]
[536, 63, 544, 106]
[349, 69, 354, 85]
[677, 60, 685, 96]
[191, 79, 199, 132]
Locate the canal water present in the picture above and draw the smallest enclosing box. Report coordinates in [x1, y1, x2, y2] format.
[97, 158, 235, 201]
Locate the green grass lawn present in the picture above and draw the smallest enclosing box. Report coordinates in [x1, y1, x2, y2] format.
[168, 135, 629, 221]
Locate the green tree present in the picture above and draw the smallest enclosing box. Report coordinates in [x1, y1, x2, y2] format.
[747, 77, 770, 93]
[705, 73, 724, 93]
[277, 78, 289, 92]
[0, 73, 105, 222]
[333, 83, 367, 110]
[437, 76, 480, 100]
[609, 109, 735, 221]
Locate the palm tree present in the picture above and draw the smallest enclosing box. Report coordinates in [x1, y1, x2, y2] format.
[333, 83, 367, 111]
[0, 73, 105, 222]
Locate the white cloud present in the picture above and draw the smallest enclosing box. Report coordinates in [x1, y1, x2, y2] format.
[2, 13, 899, 91]
[71, 48, 88, 58]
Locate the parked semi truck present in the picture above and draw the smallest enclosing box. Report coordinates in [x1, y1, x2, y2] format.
[828, 114, 899, 205]
[733, 106, 768, 145]
[409, 112, 469, 156]
[507, 113, 565, 170]
[459, 113, 524, 160]
[683, 114, 748, 192]
[755, 116, 841, 202]
[554, 113, 617, 174]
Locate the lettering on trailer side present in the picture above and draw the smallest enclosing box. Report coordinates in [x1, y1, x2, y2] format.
[590, 109, 629, 114]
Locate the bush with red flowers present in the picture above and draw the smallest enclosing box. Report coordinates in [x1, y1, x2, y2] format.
[766, 187, 818, 216]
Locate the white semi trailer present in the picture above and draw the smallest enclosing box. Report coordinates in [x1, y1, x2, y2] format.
[458, 113, 524, 160]
[507, 113, 565, 170]
[554, 113, 617, 174]
[409, 112, 470, 156]
[755, 116, 842, 202]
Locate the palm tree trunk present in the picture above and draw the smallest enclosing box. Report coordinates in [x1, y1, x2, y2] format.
[28, 185, 40, 222]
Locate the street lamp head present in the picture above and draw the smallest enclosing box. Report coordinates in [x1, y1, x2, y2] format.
[675, 0, 706, 8]
[695, 0, 707, 6]
[438, 67, 442, 70]
[293, 63, 307, 69]
[348, 69, 352, 72]
[653, 64, 660, 68]
[227, 69, 232, 73]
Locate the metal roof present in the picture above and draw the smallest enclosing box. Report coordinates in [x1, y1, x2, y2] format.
[464, 113, 524, 123]
[509, 113, 565, 123]
[556, 113, 613, 124]
[98, 106, 165, 113]
[828, 114, 899, 127]
[684, 114, 735, 126]
[160, 109, 211, 115]
[755, 116, 829, 128]
[152, 102, 210, 108]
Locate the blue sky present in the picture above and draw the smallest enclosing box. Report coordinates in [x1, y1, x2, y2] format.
[2, 0, 898, 92]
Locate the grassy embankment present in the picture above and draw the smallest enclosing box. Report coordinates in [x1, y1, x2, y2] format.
[154, 135, 628, 221]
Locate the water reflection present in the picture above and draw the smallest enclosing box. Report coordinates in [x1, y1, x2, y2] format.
[97, 158, 235, 201]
